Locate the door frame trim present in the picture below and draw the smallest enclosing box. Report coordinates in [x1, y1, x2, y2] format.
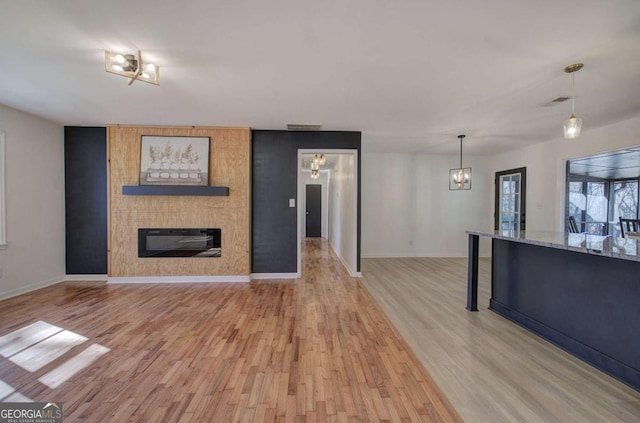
[297, 149, 359, 277]
[494, 167, 527, 231]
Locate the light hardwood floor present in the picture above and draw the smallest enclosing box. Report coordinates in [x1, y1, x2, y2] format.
[361, 256, 640, 422]
[0, 239, 460, 422]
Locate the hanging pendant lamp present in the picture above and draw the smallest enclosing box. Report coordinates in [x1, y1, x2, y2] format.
[449, 135, 471, 190]
[563, 63, 584, 139]
[313, 154, 326, 165]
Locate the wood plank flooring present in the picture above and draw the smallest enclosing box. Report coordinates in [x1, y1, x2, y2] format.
[0, 239, 460, 422]
[362, 257, 640, 423]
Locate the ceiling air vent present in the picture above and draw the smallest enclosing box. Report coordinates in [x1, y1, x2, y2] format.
[287, 124, 322, 131]
[541, 96, 571, 107]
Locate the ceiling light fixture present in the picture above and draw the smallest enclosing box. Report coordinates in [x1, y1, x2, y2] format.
[310, 169, 320, 179]
[105, 50, 160, 86]
[449, 135, 471, 190]
[313, 154, 326, 166]
[563, 63, 584, 139]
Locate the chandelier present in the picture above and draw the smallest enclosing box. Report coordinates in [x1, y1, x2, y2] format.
[449, 135, 471, 190]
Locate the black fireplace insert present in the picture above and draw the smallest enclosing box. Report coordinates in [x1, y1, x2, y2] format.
[138, 228, 221, 257]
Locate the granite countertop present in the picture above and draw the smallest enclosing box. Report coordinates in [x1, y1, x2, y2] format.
[466, 229, 640, 262]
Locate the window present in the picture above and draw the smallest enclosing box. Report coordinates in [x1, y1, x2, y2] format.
[495, 167, 526, 231]
[566, 148, 640, 236]
[568, 181, 585, 231]
[567, 177, 640, 236]
[585, 182, 608, 235]
[568, 180, 609, 235]
[0, 130, 5, 245]
[500, 174, 521, 231]
[610, 180, 639, 236]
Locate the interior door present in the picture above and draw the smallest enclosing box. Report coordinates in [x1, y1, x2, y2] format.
[495, 167, 526, 231]
[305, 184, 322, 237]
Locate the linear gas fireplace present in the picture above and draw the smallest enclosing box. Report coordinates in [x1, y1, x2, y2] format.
[138, 228, 221, 258]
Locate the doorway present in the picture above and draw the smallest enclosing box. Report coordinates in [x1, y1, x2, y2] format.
[495, 167, 527, 231]
[305, 184, 322, 237]
[297, 149, 359, 277]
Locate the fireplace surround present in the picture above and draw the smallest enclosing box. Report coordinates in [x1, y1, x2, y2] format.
[138, 228, 221, 257]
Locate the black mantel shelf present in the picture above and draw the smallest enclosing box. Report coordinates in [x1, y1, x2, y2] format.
[122, 185, 229, 196]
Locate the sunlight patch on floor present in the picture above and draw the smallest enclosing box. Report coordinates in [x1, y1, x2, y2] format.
[38, 343, 110, 389]
[0, 321, 62, 357]
[0, 380, 15, 400]
[8, 330, 88, 372]
[0, 320, 110, 401]
[3, 392, 32, 402]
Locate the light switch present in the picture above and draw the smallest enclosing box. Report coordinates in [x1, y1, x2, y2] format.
[289, 198, 295, 207]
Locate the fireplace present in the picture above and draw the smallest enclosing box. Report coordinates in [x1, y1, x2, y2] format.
[138, 228, 221, 257]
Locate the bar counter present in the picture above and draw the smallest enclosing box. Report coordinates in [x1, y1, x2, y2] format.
[468, 229, 640, 262]
[466, 229, 640, 392]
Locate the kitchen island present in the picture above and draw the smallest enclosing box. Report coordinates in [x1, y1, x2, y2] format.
[466, 229, 640, 391]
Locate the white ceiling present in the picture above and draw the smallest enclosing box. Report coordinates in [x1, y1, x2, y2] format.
[1, 0, 639, 155]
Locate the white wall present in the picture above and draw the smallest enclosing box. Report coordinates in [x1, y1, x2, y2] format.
[362, 115, 640, 259]
[0, 105, 65, 299]
[361, 154, 416, 257]
[300, 170, 329, 238]
[362, 152, 490, 257]
[487, 115, 640, 234]
[328, 154, 357, 275]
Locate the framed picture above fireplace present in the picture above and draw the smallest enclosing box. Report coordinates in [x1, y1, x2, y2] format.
[140, 136, 210, 186]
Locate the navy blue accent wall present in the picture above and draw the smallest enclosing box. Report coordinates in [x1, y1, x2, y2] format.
[251, 131, 361, 274]
[491, 238, 640, 391]
[64, 127, 108, 274]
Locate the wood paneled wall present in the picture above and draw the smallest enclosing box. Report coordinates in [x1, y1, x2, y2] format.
[108, 126, 250, 277]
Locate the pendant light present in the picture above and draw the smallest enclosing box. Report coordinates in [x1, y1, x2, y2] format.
[310, 161, 320, 179]
[563, 63, 584, 139]
[449, 135, 471, 190]
[313, 154, 326, 165]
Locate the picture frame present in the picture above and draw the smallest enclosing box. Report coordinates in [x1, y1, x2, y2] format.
[140, 136, 210, 186]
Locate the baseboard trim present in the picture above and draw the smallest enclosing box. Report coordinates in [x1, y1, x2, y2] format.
[108, 275, 250, 284]
[250, 273, 299, 280]
[361, 253, 491, 259]
[0, 276, 65, 301]
[65, 274, 108, 281]
[329, 243, 360, 278]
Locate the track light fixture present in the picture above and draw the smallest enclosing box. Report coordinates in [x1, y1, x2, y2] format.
[105, 50, 160, 86]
